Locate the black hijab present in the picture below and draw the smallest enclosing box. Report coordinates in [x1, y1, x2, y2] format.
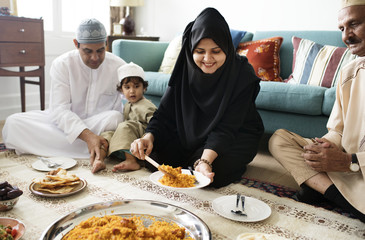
[161, 7, 260, 150]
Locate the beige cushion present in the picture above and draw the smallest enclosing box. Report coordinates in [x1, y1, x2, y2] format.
[158, 35, 182, 74]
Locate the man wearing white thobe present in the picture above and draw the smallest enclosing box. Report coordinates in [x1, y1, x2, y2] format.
[2, 18, 126, 162]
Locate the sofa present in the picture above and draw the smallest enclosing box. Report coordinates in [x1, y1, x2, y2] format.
[112, 30, 350, 138]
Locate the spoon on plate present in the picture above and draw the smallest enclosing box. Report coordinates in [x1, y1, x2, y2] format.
[188, 166, 199, 184]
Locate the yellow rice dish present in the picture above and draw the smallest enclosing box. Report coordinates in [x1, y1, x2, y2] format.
[158, 165, 196, 188]
[62, 215, 194, 240]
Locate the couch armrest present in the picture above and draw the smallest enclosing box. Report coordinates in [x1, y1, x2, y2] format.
[112, 39, 169, 71]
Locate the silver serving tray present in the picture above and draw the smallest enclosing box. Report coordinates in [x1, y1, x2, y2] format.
[39, 199, 211, 240]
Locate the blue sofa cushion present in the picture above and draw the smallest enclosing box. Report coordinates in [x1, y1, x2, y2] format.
[256, 82, 326, 115]
[322, 87, 336, 116]
[230, 29, 246, 48]
[144, 71, 170, 96]
[112, 40, 169, 72]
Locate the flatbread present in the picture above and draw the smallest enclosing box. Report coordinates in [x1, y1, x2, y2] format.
[32, 168, 81, 194]
[33, 184, 76, 194]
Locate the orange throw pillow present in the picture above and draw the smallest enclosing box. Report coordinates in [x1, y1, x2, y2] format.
[237, 37, 283, 82]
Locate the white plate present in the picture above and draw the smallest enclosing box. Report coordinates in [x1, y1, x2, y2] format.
[29, 178, 87, 198]
[32, 157, 77, 171]
[149, 169, 211, 189]
[212, 195, 271, 222]
[237, 233, 289, 240]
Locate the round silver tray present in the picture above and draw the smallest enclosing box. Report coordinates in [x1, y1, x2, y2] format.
[39, 199, 211, 240]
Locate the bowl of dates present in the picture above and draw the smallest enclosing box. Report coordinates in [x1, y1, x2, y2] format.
[0, 181, 23, 211]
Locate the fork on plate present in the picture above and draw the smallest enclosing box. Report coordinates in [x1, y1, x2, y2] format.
[231, 193, 247, 216]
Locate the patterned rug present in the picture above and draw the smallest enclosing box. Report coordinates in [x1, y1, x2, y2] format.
[241, 177, 356, 219]
[0, 142, 356, 220]
[0, 143, 6, 152]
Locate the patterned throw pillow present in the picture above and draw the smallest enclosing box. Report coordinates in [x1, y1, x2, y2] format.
[286, 36, 357, 88]
[237, 37, 283, 82]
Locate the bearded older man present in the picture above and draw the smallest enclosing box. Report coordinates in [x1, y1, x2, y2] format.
[269, 0, 365, 222]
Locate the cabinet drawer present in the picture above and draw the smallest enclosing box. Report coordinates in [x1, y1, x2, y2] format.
[0, 20, 43, 43]
[0, 43, 44, 66]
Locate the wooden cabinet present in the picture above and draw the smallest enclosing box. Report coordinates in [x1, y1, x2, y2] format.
[0, 16, 45, 112]
[107, 35, 159, 52]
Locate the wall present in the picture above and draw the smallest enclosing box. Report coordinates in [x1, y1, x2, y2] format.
[136, 0, 342, 41]
[0, 0, 342, 120]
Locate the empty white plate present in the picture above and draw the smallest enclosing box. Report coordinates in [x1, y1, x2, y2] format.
[32, 157, 77, 171]
[212, 195, 271, 222]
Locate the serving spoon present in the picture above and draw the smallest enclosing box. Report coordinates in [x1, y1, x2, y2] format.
[144, 155, 176, 178]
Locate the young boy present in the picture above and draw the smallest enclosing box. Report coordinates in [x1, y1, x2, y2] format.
[91, 62, 157, 173]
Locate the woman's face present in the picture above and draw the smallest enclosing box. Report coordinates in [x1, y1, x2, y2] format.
[193, 38, 226, 74]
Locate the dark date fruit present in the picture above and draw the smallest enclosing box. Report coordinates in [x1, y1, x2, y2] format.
[0, 188, 6, 196]
[0, 181, 23, 200]
[7, 189, 23, 199]
[0, 181, 8, 188]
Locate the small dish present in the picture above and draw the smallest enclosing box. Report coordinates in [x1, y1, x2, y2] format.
[29, 178, 87, 198]
[0, 196, 20, 211]
[0, 217, 25, 240]
[32, 157, 77, 172]
[212, 195, 271, 222]
[150, 169, 211, 189]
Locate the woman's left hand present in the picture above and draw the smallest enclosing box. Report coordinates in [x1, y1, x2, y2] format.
[195, 162, 215, 183]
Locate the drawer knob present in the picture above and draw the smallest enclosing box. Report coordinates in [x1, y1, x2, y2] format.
[19, 28, 25, 32]
[19, 50, 26, 54]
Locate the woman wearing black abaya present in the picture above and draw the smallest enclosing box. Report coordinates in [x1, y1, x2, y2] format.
[130, 8, 264, 188]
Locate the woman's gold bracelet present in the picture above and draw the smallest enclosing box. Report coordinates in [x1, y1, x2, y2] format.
[193, 159, 213, 170]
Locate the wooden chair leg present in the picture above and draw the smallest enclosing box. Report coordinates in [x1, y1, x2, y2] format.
[20, 67, 26, 112]
[39, 66, 45, 110]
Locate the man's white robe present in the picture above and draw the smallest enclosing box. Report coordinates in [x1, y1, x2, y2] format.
[2, 50, 126, 158]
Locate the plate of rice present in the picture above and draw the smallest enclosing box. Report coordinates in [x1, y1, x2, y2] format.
[150, 168, 211, 189]
[39, 199, 211, 240]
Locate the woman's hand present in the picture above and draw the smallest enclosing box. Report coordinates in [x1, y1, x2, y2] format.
[130, 133, 154, 160]
[195, 162, 215, 183]
[195, 149, 217, 183]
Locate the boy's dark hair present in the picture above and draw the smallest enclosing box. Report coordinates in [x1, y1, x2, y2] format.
[116, 76, 148, 91]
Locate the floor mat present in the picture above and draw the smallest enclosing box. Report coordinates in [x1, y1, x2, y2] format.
[0, 143, 6, 152]
[241, 176, 356, 219]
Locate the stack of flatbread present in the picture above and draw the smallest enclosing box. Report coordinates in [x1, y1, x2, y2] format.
[32, 168, 81, 194]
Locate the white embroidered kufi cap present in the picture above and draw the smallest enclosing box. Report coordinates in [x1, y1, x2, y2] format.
[118, 62, 145, 81]
[76, 18, 107, 44]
